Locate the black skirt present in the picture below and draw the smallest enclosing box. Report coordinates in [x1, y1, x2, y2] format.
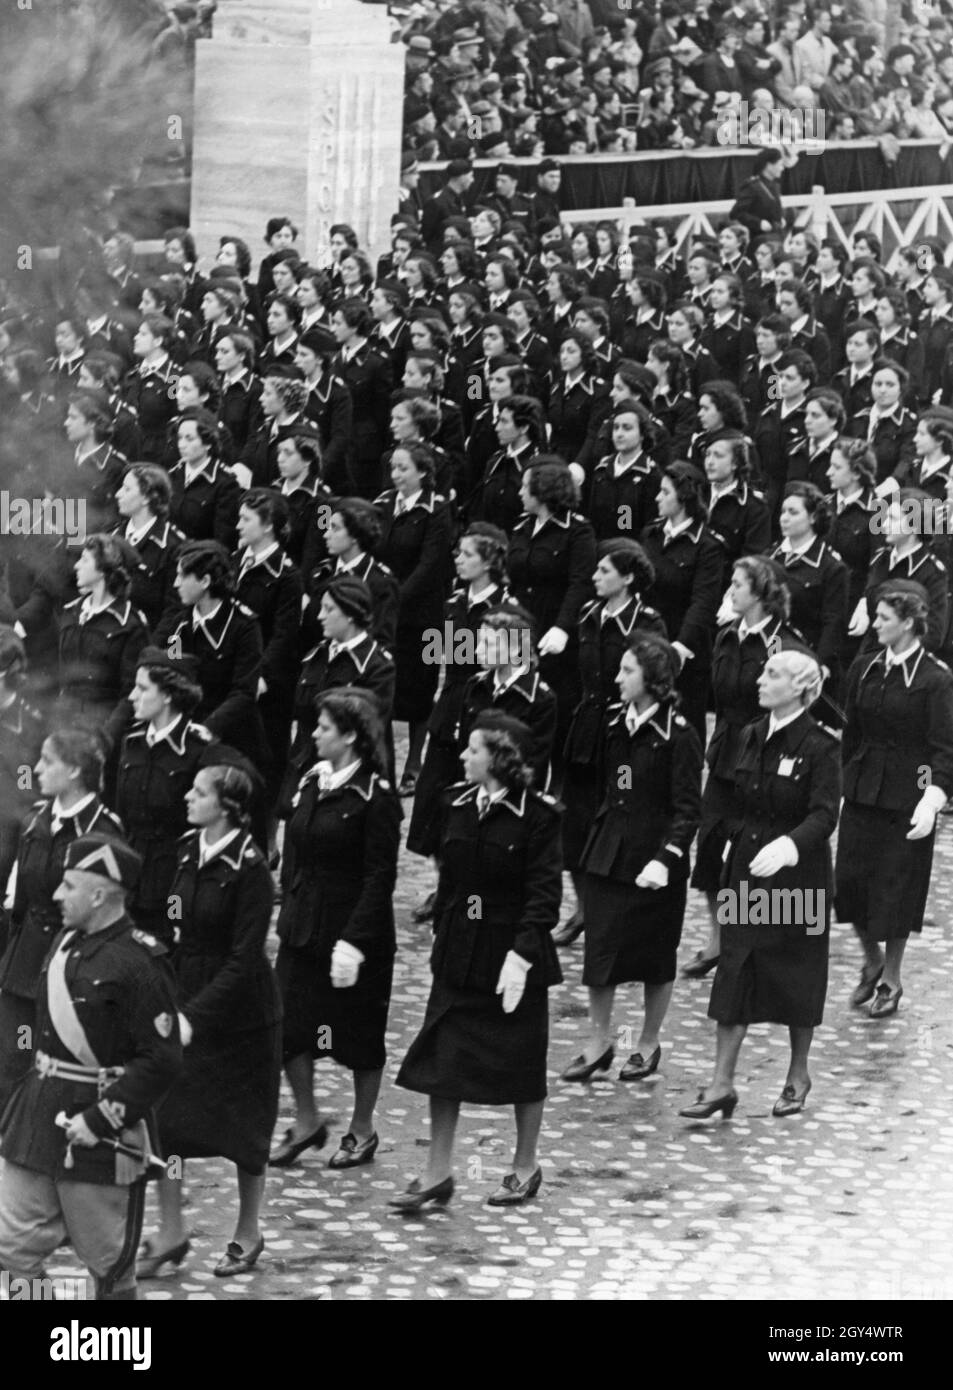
[560, 763, 599, 872]
[156, 1021, 282, 1175]
[582, 874, 687, 986]
[690, 771, 735, 893]
[834, 801, 935, 940]
[708, 922, 829, 1027]
[393, 624, 440, 722]
[396, 976, 549, 1104]
[275, 940, 393, 1071]
[406, 737, 459, 858]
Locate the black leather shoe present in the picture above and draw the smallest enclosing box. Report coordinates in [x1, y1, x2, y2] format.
[411, 891, 436, 923]
[850, 963, 883, 1008]
[619, 1045, 661, 1081]
[213, 1235, 264, 1277]
[681, 951, 720, 979]
[136, 1238, 190, 1279]
[486, 1167, 542, 1206]
[387, 1176, 454, 1212]
[678, 1090, 738, 1119]
[869, 982, 903, 1018]
[560, 1045, 614, 1082]
[552, 913, 585, 946]
[328, 1131, 379, 1169]
[268, 1121, 329, 1167]
[772, 1080, 811, 1117]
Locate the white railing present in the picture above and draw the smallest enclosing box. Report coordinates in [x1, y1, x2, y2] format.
[560, 185, 953, 273]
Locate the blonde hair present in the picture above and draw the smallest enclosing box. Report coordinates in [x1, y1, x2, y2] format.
[771, 649, 823, 708]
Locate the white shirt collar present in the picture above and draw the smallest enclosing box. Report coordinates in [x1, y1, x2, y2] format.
[493, 664, 530, 695]
[885, 640, 921, 670]
[328, 632, 365, 657]
[625, 701, 659, 734]
[395, 489, 423, 513]
[837, 487, 863, 511]
[146, 714, 183, 748]
[663, 516, 694, 541]
[192, 600, 224, 629]
[315, 758, 362, 791]
[240, 540, 280, 571]
[738, 613, 771, 640]
[198, 827, 241, 866]
[780, 535, 815, 558]
[790, 314, 808, 334]
[51, 792, 97, 827]
[469, 582, 497, 605]
[335, 553, 366, 574]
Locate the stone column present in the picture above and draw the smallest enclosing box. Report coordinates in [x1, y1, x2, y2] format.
[190, 0, 405, 271]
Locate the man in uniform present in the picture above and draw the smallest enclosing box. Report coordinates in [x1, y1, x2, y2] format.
[0, 834, 181, 1300]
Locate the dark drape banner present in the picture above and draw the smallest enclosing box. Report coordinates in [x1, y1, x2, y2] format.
[417, 142, 953, 214]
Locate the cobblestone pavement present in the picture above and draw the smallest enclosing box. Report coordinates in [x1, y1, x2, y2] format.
[49, 774, 953, 1302]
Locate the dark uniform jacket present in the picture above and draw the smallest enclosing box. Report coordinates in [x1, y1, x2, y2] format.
[153, 601, 266, 761]
[724, 712, 840, 906]
[113, 518, 185, 631]
[374, 489, 453, 633]
[57, 596, 148, 740]
[788, 316, 832, 385]
[235, 546, 303, 704]
[508, 511, 597, 638]
[168, 457, 241, 549]
[218, 370, 262, 455]
[706, 481, 771, 580]
[458, 668, 557, 791]
[769, 537, 849, 675]
[466, 443, 535, 533]
[842, 646, 953, 812]
[547, 373, 610, 463]
[430, 783, 563, 993]
[861, 544, 949, 656]
[587, 453, 660, 541]
[0, 914, 181, 1185]
[277, 768, 400, 959]
[304, 553, 399, 649]
[844, 406, 918, 489]
[73, 444, 127, 534]
[581, 701, 702, 884]
[302, 370, 353, 494]
[827, 488, 879, 615]
[752, 399, 807, 522]
[170, 830, 280, 1036]
[333, 343, 394, 495]
[280, 477, 335, 570]
[700, 310, 757, 385]
[122, 358, 178, 461]
[115, 720, 213, 928]
[565, 597, 667, 766]
[707, 617, 791, 780]
[239, 410, 309, 489]
[0, 797, 123, 1000]
[640, 519, 724, 667]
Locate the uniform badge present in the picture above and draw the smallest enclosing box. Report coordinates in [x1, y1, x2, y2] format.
[133, 929, 158, 948]
[154, 1012, 173, 1038]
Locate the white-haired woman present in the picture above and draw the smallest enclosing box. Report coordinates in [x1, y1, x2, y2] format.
[681, 645, 841, 1121]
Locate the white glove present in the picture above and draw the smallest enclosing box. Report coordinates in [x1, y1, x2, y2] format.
[538, 626, 569, 657]
[330, 939, 365, 988]
[716, 591, 735, 626]
[495, 950, 531, 1014]
[671, 640, 693, 669]
[178, 1013, 193, 1047]
[874, 476, 900, 500]
[847, 598, 869, 637]
[230, 462, 254, 490]
[749, 836, 799, 878]
[907, 785, 947, 840]
[257, 676, 269, 698]
[635, 859, 669, 890]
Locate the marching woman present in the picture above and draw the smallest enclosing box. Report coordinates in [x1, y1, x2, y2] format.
[116, 648, 211, 949]
[910, 409, 953, 500]
[703, 430, 771, 585]
[640, 463, 724, 741]
[768, 483, 849, 697]
[281, 578, 395, 811]
[557, 541, 665, 948]
[235, 489, 303, 839]
[214, 329, 262, 456]
[274, 424, 336, 570]
[393, 716, 563, 1210]
[844, 360, 917, 493]
[508, 459, 597, 779]
[465, 396, 544, 533]
[272, 688, 400, 1171]
[407, 525, 512, 918]
[64, 390, 127, 534]
[375, 443, 453, 795]
[138, 748, 282, 1279]
[302, 497, 400, 652]
[114, 464, 185, 630]
[586, 399, 661, 542]
[825, 439, 880, 666]
[685, 557, 794, 979]
[330, 298, 394, 498]
[784, 388, 845, 494]
[546, 331, 611, 465]
[57, 535, 149, 753]
[167, 406, 242, 549]
[681, 646, 840, 1120]
[687, 381, 749, 471]
[859, 491, 949, 657]
[645, 340, 696, 461]
[835, 581, 953, 1018]
[0, 728, 121, 1107]
[561, 633, 702, 1083]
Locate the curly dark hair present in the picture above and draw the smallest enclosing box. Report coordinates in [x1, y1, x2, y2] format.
[241, 487, 290, 543]
[334, 498, 383, 554]
[645, 340, 689, 395]
[67, 391, 113, 443]
[82, 534, 132, 599]
[499, 395, 546, 450]
[874, 583, 929, 638]
[177, 406, 222, 459]
[525, 458, 576, 513]
[698, 380, 748, 431]
[391, 441, 436, 489]
[138, 662, 203, 716]
[460, 522, 509, 587]
[178, 360, 221, 411]
[177, 540, 235, 598]
[626, 632, 680, 703]
[783, 481, 831, 537]
[558, 328, 597, 376]
[831, 438, 877, 490]
[706, 428, 752, 482]
[599, 539, 655, 594]
[733, 555, 791, 624]
[218, 236, 252, 278]
[123, 464, 172, 520]
[470, 722, 534, 791]
[204, 763, 255, 828]
[314, 686, 388, 777]
[662, 462, 707, 521]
